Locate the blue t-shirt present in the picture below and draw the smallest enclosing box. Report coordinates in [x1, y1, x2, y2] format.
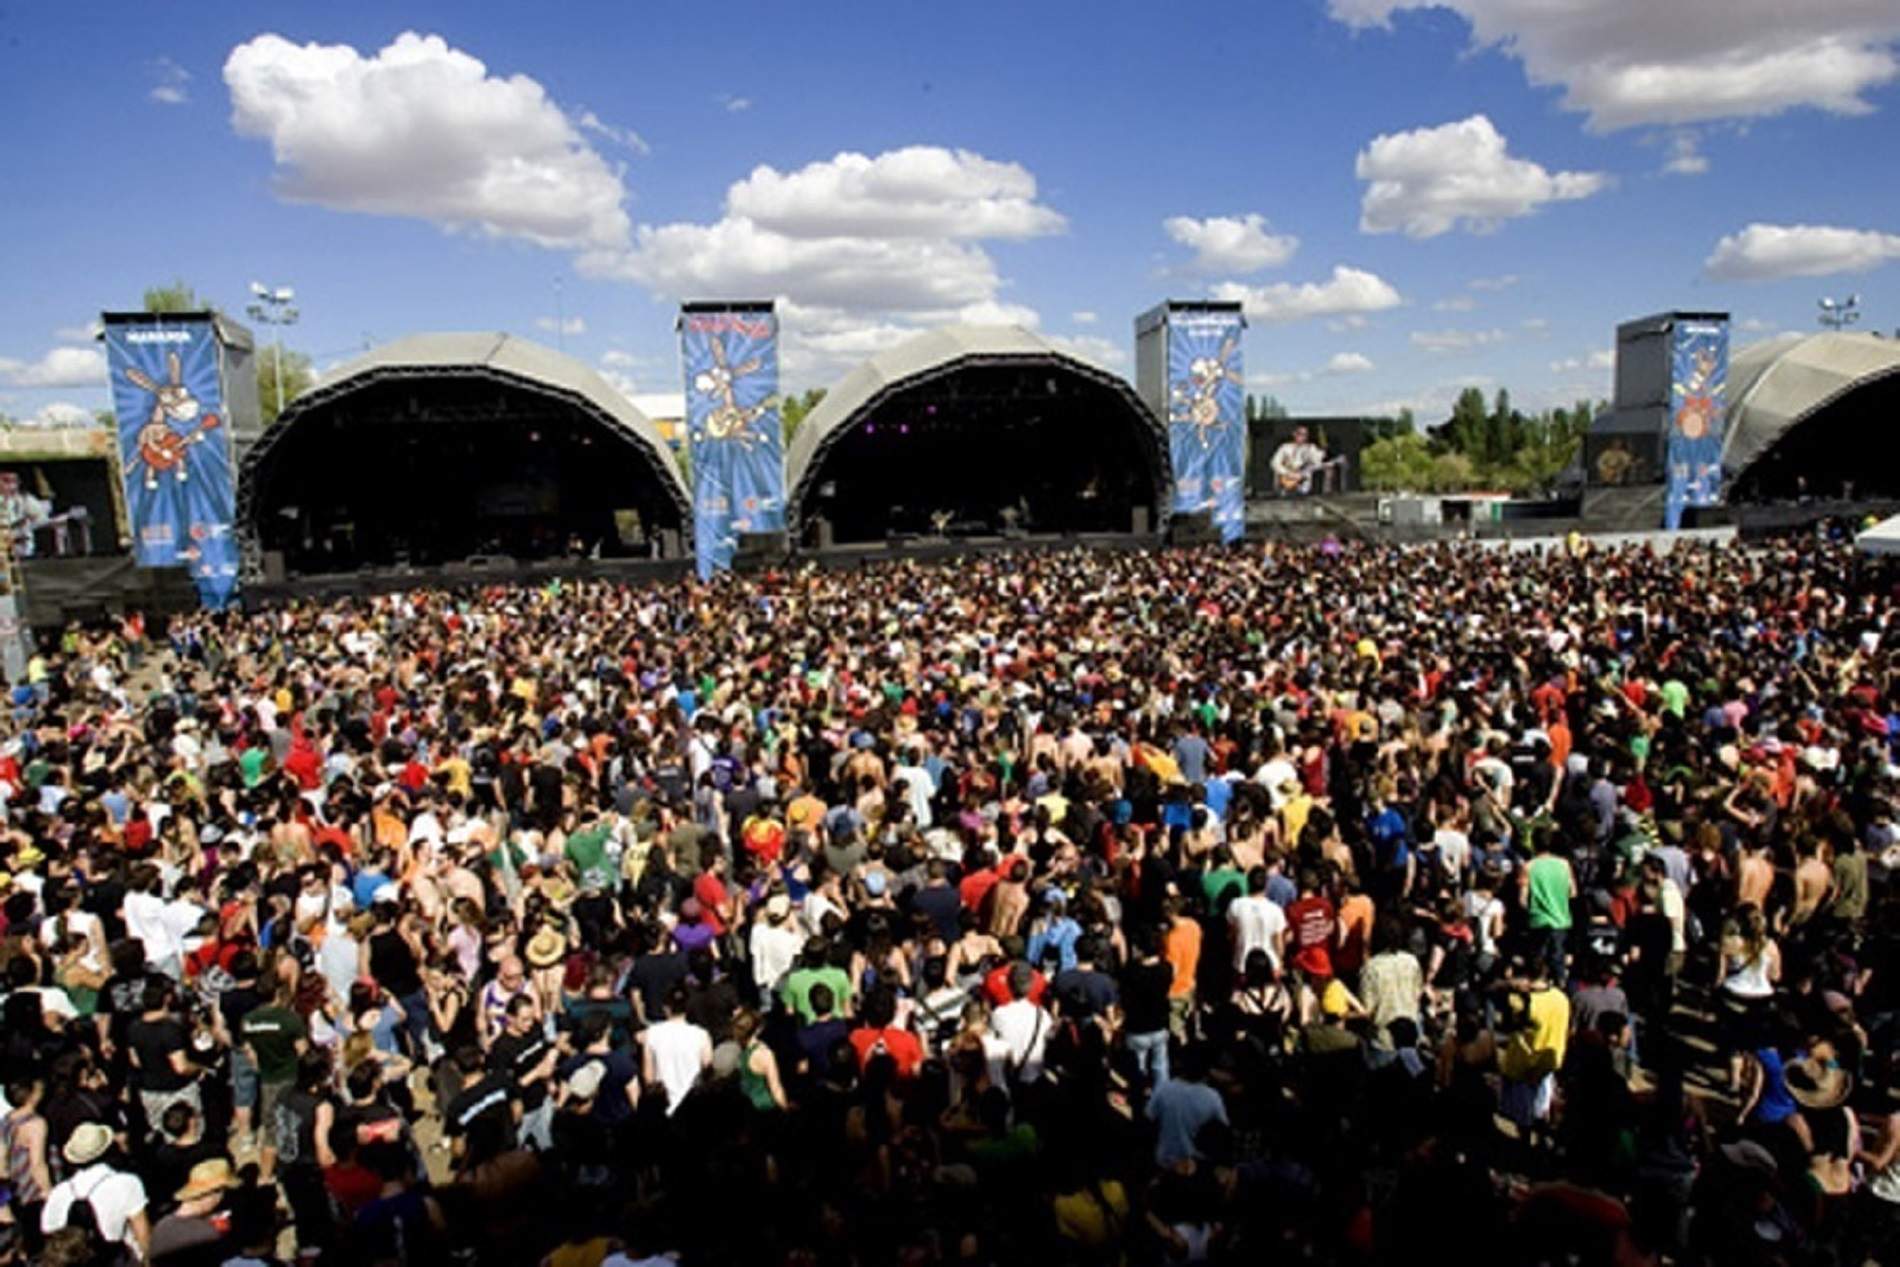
[1203, 778, 1234, 823]
[1146, 1078, 1229, 1166]
[1027, 916, 1083, 974]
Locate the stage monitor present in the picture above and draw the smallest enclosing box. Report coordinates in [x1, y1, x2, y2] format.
[1246, 417, 1373, 497]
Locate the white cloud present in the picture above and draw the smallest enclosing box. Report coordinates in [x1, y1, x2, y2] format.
[1550, 349, 1615, 372]
[1327, 314, 1371, 333]
[1327, 1, 1900, 130]
[1325, 352, 1376, 374]
[1162, 213, 1298, 274]
[1356, 114, 1607, 238]
[0, 346, 108, 388]
[151, 56, 191, 105]
[1248, 371, 1303, 389]
[1738, 317, 1778, 333]
[1046, 333, 1128, 369]
[10, 401, 100, 429]
[601, 349, 640, 368]
[1468, 273, 1519, 291]
[1662, 130, 1709, 175]
[1521, 317, 1550, 332]
[535, 315, 586, 336]
[576, 110, 649, 156]
[582, 146, 1062, 384]
[718, 147, 1065, 241]
[721, 95, 753, 113]
[1211, 265, 1402, 324]
[1433, 295, 1477, 312]
[1411, 327, 1508, 353]
[224, 31, 631, 251]
[1705, 222, 1900, 281]
[52, 321, 102, 344]
[1071, 310, 1098, 325]
[598, 367, 639, 400]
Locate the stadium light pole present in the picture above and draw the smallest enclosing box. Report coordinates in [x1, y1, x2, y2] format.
[247, 281, 300, 417]
[1817, 294, 1861, 332]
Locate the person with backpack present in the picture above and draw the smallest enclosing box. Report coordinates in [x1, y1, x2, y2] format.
[39, 1122, 149, 1263]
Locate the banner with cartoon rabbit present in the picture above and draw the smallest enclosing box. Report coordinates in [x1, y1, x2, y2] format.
[680, 307, 783, 578]
[1664, 318, 1728, 530]
[104, 317, 238, 606]
[1167, 313, 1246, 541]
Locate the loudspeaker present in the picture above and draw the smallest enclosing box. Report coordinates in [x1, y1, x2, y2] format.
[1168, 512, 1218, 546]
[262, 551, 287, 584]
[734, 531, 788, 566]
[1131, 506, 1151, 536]
[657, 530, 681, 559]
[815, 517, 834, 549]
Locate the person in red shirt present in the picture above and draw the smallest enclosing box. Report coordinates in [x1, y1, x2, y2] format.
[983, 953, 1047, 1007]
[958, 854, 1001, 913]
[692, 849, 735, 936]
[741, 811, 786, 868]
[847, 986, 924, 1077]
[1285, 867, 1338, 981]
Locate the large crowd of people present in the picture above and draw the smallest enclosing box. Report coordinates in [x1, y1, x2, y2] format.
[0, 532, 1895, 1266]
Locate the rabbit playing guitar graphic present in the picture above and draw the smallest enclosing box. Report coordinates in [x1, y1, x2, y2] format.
[122, 351, 221, 490]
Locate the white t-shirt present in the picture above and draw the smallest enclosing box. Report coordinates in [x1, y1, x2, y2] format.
[123, 890, 183, 965]
[1227, 893, 1287, 970]
[42, 1164, 147, 1253]
[989, 999, 1051, 1084]
[1433, 829, 1471, 879]
[644, 1018, 710, 1116]
[1463, 892, 1506, 956]
[748, 922, 805, 993]
[40, 909, 105, 971]
[1253, 758, 1298, 806]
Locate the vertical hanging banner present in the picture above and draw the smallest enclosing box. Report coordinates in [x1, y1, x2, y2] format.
[1166, 308, 1246, 541]
[1664, 317, 1728, 530]
[679, 303, 782, 577]
[103, 315, 239, 607]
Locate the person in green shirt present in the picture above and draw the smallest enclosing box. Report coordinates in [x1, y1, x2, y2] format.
[240, 990, 309, 1145]
[1523, 831, 1577, 988]
[779, 942, 854, 1024]
[238, 746, 270, 789]
[1658, 678, 1690, 719]
[1201, 848, 1246, 911]
[564, 812, 613, 888]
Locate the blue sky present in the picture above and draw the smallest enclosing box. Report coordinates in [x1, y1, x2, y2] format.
[1, 1, 1896, 426]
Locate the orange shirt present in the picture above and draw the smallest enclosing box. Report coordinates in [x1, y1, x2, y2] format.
[1164, 917, 1201, 998]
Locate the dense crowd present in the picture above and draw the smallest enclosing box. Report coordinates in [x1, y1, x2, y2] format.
[0, 533, 1896, 1267]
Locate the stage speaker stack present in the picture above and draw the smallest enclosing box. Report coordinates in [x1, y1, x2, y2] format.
[815, 516, 834, 549]
[262, 551, 287, 584]
[1167, 512, 1218, 547]
[734, 531, 788, 569]
[657, 530, 681, 560]
[1131, 506, 1151, 536]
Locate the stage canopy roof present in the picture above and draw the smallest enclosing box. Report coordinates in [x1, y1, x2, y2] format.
[256, 331, 689, 518]
[784, 324, 1168, 531]
[1858, 513, 1900, 557]
[1725, 331, 1900, 480]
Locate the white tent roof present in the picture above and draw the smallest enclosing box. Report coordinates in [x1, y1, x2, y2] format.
[1857, 513, 1900, 556]
[1726, 331, 1900, 478]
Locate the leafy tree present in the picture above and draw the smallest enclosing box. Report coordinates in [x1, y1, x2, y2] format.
[257, 345, 316, 425]
[94, 408, 115, 430]
[1359, 431, 1437, 491]
[1254, 394, 1288, 421]
[781, 387, 827, 446]
[142, 280, 204, 313]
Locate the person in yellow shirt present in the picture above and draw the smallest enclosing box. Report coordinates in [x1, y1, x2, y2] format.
[1499, 961, 1571, 1133]
[434, 752, 472, 799]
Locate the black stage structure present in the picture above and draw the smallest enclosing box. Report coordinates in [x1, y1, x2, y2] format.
[784, 327, 1170, 550]
[236, 334, 690, 599]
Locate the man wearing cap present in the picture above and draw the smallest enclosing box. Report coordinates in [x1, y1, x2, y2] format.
[41, 1122, 151, 1260]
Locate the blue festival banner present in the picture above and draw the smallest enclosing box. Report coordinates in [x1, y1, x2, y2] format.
[680, 305, 782, 577]
[1664, 318, 1728, 530]
[103, 317, 238, 607]
[1166, 311, 1246, 541]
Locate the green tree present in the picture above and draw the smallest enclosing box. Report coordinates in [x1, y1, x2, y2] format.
[94, 408, 115, 430]
[1255, 394, 1288, 421]
[781, 387, 827, 446]
[1359, 431, 1437, 491]
[142, 279, 204, 313]
[257, 345, 316, 424]
[1428, 451, 1476, 492]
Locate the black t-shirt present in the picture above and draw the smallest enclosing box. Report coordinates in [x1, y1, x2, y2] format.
[489, 1028, 554, 1112]
[559, 1050, 639, 1127]
[629, 951, 687, 1018]
[217, 983, 263, 1041]
[368, 929, 423, 998]
[98, 970, 155, 1045]
[444, 1072, 515, 1143]
[128, 1015, 194, 1091]
[1053, 967, 1120, 1020]
[1120, 959, 1173, 1034]
[911, 883, 962, 943]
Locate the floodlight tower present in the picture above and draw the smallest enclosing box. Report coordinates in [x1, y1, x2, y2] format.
[246, 281, 301, 417]
[1817, 294, 1861, 332]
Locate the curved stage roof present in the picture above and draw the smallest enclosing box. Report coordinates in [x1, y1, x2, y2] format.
[245, 332, 690, 521]
[1726, 331, 1900, 479]
[784, 324, 1169, 533]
